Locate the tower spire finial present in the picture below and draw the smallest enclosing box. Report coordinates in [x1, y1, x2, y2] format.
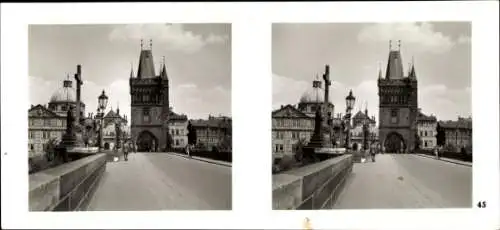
[365, 101, 368, 115]
[389, 40, 392, 50]
[378, 62, 382, 79]
[140, 39, 143, 50]
[130, 62, 134, 78]
[150, 39, 153, 49]
[398, 40, 401, 50]
[163, 56, 165, 66]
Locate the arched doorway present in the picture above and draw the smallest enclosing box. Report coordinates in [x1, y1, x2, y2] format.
[104, 142, 110, 150]
[384, 132, 406, 153]
[137, 131, 158, 152]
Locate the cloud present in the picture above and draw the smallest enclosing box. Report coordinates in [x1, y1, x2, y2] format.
[457, 35, 471, 44]
[419, 84, 472, 120]
[272, 73, 309, 109]
[357, 23, 459, 54]
[171, 84, 231, 119]
[108, 24, 228, 53]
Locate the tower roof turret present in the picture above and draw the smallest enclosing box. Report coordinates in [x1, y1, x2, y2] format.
[385, 40, 405, 79]
[137, 39, 156, 79]
[409, 56, 417, 80]
[160, 56, 168, 79]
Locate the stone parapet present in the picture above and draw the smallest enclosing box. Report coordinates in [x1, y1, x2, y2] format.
[272, 154, 353, 210]
[29, 153, 106, 211]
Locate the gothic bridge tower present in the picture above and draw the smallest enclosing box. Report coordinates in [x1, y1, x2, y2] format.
[377, 40, 418, 153]
[129, 39, 170, 152]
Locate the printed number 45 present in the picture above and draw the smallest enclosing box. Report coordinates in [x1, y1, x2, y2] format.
[477, 201, 487, 208]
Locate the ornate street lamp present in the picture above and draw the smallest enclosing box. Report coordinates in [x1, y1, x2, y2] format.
[345, 90, 356, 150]
[115, 119, 121, 151]
[346, 90, 355, 111]
[98, 90, 108, 150]
[362, 119, 369, 151]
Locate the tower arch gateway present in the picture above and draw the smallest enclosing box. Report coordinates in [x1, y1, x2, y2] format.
[136, 130, 159, 152]
[377, 40, 418, 153]
[129, 39, 170, 152]
[383, 131, 407, 153]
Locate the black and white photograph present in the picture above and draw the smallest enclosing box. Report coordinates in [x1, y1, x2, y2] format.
[1, 2, 499, 230]
[27, 23, 232, 211]
[272, 22, 473, 209]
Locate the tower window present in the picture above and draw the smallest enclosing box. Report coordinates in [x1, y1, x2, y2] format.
[143, 108, 150, 123]
[391, 109, 398, 117]
[390, 109, 398, 124]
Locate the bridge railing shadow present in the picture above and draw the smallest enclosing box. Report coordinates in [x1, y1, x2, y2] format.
[171, 148, 232, 163]
[415, 149, 472, 162]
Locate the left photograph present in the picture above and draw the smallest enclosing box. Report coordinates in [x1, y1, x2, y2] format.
[28, 23, 232, 211]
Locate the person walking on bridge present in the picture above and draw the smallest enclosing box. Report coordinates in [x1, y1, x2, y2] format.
[123, 141, 129, 161]
[185, 144, 192, 158]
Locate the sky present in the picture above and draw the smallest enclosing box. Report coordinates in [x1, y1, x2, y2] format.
[272, 22, 472, 122]
[29, 23, 231, 120]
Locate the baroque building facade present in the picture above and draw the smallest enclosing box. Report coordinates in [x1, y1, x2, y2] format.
[100, 107, 130, 150]
[271, 77, 342, 158]
[28, 78, 86, 159]
[272, 104, 314, 158]
[378, 41, 418, 153]
[416, 109, 437, 150]
[349, 109, 378, 151]
[168, 109, 189, 150]
[439, 117, 472, 152]
[129, 40, 170, 152]
[190, 115, 232, 151]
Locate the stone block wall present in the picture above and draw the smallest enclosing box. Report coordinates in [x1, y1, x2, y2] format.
[29, 153, 106, 211]
[272, 154, 353, 210]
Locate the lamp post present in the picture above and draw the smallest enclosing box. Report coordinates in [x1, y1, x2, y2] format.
[115, 119, 121, 151]
[98, 90, 108, 151]
[345, 90, 356, 150]
[362, 119, 369, 151]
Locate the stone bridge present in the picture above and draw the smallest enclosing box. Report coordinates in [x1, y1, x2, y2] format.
[29, 152, 232, 211]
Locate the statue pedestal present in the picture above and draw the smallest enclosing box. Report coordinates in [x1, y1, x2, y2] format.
[61, 133, 78, 148]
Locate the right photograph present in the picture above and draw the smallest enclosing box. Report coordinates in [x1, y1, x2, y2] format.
[272, 22, 472, 210]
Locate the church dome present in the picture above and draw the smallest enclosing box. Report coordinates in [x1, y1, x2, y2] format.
[299, 87, 324, 103]
[50, 79, 76, 103]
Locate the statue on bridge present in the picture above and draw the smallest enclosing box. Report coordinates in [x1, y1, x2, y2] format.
[66, 106, 76, 135]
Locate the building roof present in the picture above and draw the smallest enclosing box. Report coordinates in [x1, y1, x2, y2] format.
[169, 110, 188, 121]
[190, 118, 231, 129]
[103, 109, 127, 123]
[385, 49, 405, 80]
[438, 118, 472, 129]
[353, 110, 376, 124]
[28, 104, 61, 118]
[300, 86, 325, 103]
[137, 49, 156, 79]
[272, 104, 311, 119]
[49, 79, 77, 103]
[417, 111, 437, 122]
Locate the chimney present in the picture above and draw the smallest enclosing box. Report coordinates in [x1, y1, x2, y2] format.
[31, 104, 34, 108]
[281, 105, 284, 109]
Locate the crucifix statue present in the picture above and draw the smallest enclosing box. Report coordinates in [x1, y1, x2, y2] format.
[322, 65, 331, 117]
[74, 65, 83, 124]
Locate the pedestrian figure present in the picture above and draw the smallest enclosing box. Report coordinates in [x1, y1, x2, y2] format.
[434, 146, 439, 159]
[370, 143, 376, 162]
[186, 144, 192, 158]
[123, 142, 129, 161]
